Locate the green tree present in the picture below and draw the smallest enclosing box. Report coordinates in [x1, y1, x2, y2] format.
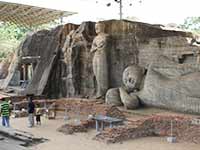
[0, 23, 28, 59]
[179, 17, 200, 34]
[0, 23, 29, 41]
[0, 21, 61, 59]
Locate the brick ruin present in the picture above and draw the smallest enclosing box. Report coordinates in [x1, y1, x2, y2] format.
[12, 98, 125, 119]
[4, 93, 200, 145]
[94, 115, 200, 144]
[57, 113, 200, 144]
[49, 102, 200, 145]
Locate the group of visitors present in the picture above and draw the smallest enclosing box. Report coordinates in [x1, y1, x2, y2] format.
[27, 94, 41, 127]
[0, 94, 41, 128]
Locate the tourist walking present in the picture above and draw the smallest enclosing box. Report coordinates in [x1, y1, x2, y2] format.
[0, 97, 10, 127]
[35, 108, 41, 125]
[27, 94, 35, 127]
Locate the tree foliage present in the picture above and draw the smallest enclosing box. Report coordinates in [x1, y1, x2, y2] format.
[0, 23, 29, 59]
[179, 17, 200, 34]
[0, 21, 60, 59]
[0, 23, 29, 41]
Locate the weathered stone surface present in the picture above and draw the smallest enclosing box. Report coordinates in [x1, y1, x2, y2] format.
[60, 20, 194, 99]
[0, 24, 79, 97]
[105, 88, 122, 106]
[24, 27, 63, 96]
[122, 65, 144, 92]
[106, 65, 144, 108]
[91, 22, 109, 98]
[0, 55, 13, 79]
[2, 20, 199, 108]
[61, 22, 96, 98]
[105, 54, 200, 113]
[0, 45, 21, 89]
[0, 127, 45, 146]
[119, 87, 139, 109]
[138, 56, 200, 114]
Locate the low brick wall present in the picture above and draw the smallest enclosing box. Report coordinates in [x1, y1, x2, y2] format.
[53, 99, 125, 119]
[13, 98, 125, 120]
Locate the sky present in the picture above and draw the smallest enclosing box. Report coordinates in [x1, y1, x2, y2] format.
[1, 0, 200, 25]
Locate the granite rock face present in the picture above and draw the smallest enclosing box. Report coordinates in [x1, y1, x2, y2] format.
[90, 22, 109, 98]
[106, 54, 200, 113]
[3, 20, 200, 114]
[0, 24, 79, 97]
[105, 88, 122, 106]
[119, 87, 139, 109]
[122, 65, 144, 92]
[106, 65, 144, 109]
[61, 22, 96, 97]
[0, 45, 21, 89]
[0, 58, 11, 79]
[138, 56, 200, 113]
[60, 20, 194, 99]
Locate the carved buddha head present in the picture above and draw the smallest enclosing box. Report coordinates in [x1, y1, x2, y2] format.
[95, 22, 105, 34]
[122, 65, 144, 91]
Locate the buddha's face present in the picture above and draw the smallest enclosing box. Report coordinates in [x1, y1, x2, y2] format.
[95, 23, 105, 34]
[122, 65, 144, 91]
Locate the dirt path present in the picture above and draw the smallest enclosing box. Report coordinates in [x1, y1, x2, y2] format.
[10, 117, 200, 150]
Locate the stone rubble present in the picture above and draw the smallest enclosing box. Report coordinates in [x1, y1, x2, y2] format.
[53, 99, 125, 135]
[94, 115, 200, 144]
[11, 97, 200, 145]
[57, 120, 94, 135]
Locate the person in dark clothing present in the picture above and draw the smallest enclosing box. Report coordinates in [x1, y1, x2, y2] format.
[27, 94, 35, 127]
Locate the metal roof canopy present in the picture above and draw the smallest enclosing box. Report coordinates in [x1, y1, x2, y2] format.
[0, 1, 76, 27]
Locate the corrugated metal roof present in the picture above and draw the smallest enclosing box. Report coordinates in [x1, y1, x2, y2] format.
[0, 1, 76, 27]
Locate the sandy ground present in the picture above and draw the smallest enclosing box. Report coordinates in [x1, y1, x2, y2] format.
[9, 116, 200, 150]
